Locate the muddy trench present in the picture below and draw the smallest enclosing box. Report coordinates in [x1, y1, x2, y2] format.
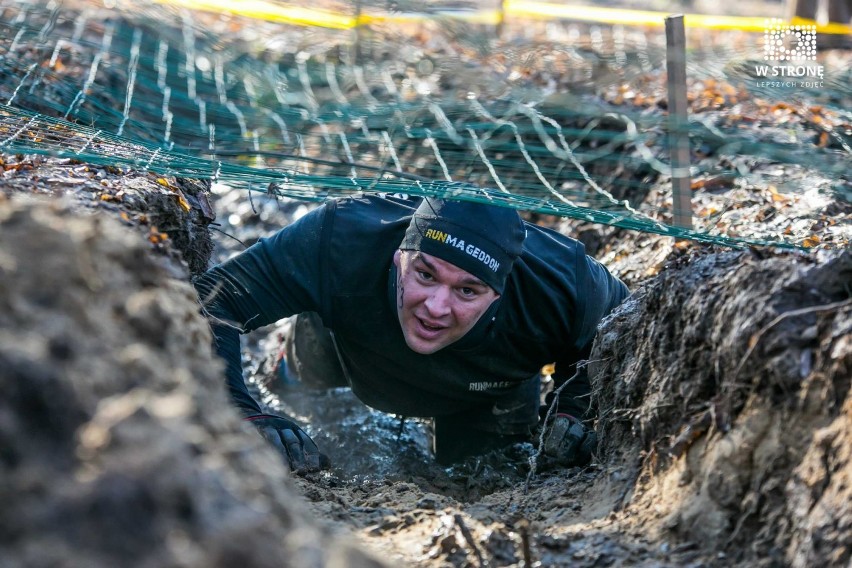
[1, 151, 849, 567]
[2, 1, 851, 566]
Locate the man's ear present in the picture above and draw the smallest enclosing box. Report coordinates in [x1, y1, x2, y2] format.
[393, 249, 402, 269]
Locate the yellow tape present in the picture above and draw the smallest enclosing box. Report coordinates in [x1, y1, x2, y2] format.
[154, 0, 356, 29]
[157, 0, 852, 35]
[790, 15, 852, 35]
[505, 1, 852, 34]
[505, 0, 666, 27]
[361, 10, 503, 26]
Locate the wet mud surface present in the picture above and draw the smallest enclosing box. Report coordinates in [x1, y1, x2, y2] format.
[1, 1, 851, 566]
[237, 243, 851, 567]
[2, 137, 850, 568]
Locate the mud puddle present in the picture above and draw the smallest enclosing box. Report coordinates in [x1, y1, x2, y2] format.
[244, 324, 536, 496]
[238, 321, 697, 567]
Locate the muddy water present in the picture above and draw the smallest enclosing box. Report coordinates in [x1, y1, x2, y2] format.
[272, 384, 437, 480]
[245, 329, 538, 500]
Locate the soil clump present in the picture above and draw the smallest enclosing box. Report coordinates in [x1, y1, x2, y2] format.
[0, 196, 384, 568]
[591, 247, 852, 567]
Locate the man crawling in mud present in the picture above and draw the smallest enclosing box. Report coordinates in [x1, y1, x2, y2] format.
[194, 195, 628, 472]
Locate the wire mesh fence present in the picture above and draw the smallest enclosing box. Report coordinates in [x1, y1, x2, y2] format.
[1, 0, 849, 248]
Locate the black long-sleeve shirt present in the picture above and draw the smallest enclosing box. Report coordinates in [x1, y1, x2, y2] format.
[194, 195, 628, 432]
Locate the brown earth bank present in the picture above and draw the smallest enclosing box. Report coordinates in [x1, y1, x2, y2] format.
[0, 196, 384, 568]
[590, 247, 851, 567]
[1, 165, 849, 567]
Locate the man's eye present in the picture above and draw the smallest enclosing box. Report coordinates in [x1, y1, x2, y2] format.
[416, 270, 434, 281]
[460, 287, 476, 297]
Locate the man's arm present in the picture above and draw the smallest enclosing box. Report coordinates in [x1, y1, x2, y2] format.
[554, 252, 629, 417]
[542, 253, 628, 466]
[193, 205, 329, 415]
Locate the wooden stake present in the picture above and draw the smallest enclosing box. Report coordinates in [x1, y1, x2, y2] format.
[496, 0, 506, 39]
[354, 0, 363, 64]
[665, 14, 693, 229]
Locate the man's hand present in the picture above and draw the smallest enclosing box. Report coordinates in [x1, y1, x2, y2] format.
[244, 414, 329, 473]
[543, 413, 596, 467]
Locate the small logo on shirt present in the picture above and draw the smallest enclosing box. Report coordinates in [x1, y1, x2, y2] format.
[469, 380, 512, 392]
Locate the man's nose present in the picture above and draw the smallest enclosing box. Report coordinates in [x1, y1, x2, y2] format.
[424, 286, 451, 317]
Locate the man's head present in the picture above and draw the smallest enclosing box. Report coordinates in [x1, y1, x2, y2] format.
[394, 197, 526, 354]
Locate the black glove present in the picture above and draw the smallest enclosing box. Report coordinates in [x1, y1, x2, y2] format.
[244, 414, 329, 473]
[543, 413, 596, 467]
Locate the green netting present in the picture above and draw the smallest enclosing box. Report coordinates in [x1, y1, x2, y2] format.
[1, 0, 849, 249]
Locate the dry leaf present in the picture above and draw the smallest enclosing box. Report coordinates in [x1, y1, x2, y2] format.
[148, 228, 169, 244]
[156, 177, 175, 189]
[644, 265, 660, 278]
[802, 235, 821, 248]
[176, 194, 191, 212]
[769, 186, 789, 203]
[694, 174, 736, 191]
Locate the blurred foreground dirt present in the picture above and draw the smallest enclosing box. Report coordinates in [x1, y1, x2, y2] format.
[0, 196, 384, 568]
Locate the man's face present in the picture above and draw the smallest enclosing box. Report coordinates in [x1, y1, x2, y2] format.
[393, 250, 500, 354]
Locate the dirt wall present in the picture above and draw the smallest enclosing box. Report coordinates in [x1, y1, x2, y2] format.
[0, 197, 384, 568]
[591, 247, 851, 566]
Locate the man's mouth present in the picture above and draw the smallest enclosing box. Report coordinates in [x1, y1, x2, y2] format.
[415, 317, 447, 337]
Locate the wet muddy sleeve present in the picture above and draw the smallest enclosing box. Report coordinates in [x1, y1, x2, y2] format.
[193, 207, 327, 414]
[573, 255, 630, 351]
[553, 253, 630, 420]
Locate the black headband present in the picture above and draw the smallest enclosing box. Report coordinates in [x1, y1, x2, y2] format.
[399, 198, 526, 293]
